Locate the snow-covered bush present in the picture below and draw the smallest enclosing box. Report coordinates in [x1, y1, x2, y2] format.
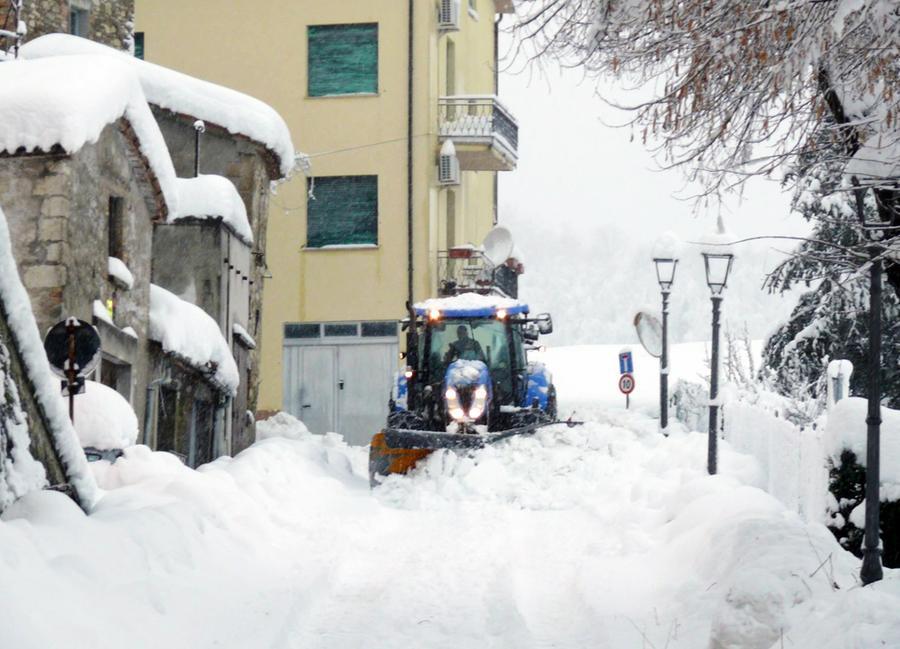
[825, 399, 900, 568]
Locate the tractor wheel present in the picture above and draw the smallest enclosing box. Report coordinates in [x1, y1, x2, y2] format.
[546, 385, 558, 420]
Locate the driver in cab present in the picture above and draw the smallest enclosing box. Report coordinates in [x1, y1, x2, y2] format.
[444, 325, 485, 364]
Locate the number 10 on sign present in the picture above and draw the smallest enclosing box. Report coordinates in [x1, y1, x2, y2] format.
[619, 372, 635, 409]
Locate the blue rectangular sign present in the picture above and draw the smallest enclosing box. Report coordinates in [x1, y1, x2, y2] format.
[619, 351, 633, 374]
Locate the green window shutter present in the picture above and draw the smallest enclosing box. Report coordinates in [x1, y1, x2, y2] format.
[307, 176, 378, 248]
[308, 23, 378, 96]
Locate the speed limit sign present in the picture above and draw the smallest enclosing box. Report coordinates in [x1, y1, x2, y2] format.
[618, 373, 635, 395]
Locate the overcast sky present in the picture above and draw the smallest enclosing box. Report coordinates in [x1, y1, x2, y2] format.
[493, 52, 810, 344]
[497, 61, 810, 245]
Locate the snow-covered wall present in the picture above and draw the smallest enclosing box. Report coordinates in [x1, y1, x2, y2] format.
[0, 206, 97, 510]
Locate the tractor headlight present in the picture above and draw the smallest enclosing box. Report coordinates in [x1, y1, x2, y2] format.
[445, 387, 466, 421]
[468, 384, 488, 420]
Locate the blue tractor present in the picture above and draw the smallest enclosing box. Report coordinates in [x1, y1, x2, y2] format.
[369, 293, 561, 485]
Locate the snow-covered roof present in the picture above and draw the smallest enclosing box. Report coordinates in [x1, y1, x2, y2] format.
[23, 34, 297, 179]
[173, 175, 253, 244]
[0, 206, 98, 509]
[149, 284, 239, 395]
[845, 131, 900, 188]
[0, 55, 178, 216]
[414, 293, 528, 318]
[64, 380, 139, 451]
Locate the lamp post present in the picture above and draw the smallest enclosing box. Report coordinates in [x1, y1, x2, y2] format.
[702, 249, 734, 475]
[851, 176, 884, 586]
[653, 255, 678, 432]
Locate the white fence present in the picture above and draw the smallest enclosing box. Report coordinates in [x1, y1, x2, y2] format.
[724, 401, 829, 524]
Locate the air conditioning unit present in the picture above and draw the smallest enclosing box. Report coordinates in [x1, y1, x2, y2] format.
[438, 140, 460, 186]
[438, 0, 460, 31]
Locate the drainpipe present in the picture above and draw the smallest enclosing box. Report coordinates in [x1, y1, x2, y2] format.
[405, 0, 419, 408]
[493, 14, 501, 225]
[193, 120, 205, 177]
[223, 231, 234, 455]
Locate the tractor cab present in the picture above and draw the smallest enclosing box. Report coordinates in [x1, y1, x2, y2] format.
[390, 294, 555, 433]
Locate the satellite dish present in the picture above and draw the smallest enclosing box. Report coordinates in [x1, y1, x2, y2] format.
[633, 311, 663, 358]
[482, 226, 514, 267]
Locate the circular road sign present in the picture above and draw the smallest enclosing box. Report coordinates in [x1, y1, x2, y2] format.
[618, 373, 636, 395]
[44, 318, 101, 379]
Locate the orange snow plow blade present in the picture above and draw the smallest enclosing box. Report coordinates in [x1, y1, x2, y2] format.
[368, 431, 432, 487]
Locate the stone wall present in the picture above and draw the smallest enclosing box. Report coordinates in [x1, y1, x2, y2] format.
[0, 122, 155, 424]
[0, 0, 134, 51]
[153, 108, 275, 453]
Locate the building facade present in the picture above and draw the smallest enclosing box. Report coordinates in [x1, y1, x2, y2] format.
[0, 0, 134, 52]
[136, 0, 518, 445]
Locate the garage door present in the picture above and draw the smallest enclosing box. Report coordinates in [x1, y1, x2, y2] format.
[282, 321, 398, 446]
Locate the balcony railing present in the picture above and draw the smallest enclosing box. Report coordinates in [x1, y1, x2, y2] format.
[437, 247, 520, 299]
[438, 95, 518, 167]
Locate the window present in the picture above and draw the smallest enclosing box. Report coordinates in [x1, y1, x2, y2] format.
[468, 0, 478, 16]
[285, 323, 320, 339]
[69, 5, 89, 37]
[324, 323, 358, 337]
[361, 321, 397, 338]
[306, 175, 377, 248]
[108, 196, 124, 259]
[308, 23, 378, 96]
[134, 32, 145, 60]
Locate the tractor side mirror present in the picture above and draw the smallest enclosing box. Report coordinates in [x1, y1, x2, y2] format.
[523, 323, 540, 342]
[536, 313, 553, 335]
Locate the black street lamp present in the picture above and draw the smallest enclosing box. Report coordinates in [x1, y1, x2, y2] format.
[851, 176, 884, 586]
[653, 253, 678, 432]
[702, 248, 734, 475]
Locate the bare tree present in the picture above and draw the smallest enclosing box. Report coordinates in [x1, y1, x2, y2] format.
[514, 0, 900, 295]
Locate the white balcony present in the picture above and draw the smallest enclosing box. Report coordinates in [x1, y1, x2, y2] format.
[438, 95, 518, 171]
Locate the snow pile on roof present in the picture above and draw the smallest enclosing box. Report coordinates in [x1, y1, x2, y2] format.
[107, 256, 134, 290]
[0, 207, 97, 509]
[845, 131, 900, 188]
[826, 397, 900, 498]
[62, 380, 139, 451]
[148, 284, 239, 394]
[23, 34, 297, 179]
[414, 292, 527, 315]
[174, 175, 253, 244]
[232, 322, 256, 349]
[0, 55, 178, 215]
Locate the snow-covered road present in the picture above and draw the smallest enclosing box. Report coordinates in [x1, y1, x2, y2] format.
[1, 406, 899, 648]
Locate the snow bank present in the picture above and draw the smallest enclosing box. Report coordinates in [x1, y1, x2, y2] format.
[22, 34, 297, 179]
[107, 256, 134, 290]
[0, 55, 178, 215]
[148, 284, 239, 394]
[256, 411, 309, 441]
[826, 397, 900, 498]
[0, 401, 898, 647]
[0, 207, 97, 508]
[62, 380, 139, 450]
[174, 175, 253, 244]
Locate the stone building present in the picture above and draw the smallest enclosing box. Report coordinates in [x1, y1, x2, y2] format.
[0, 55, 174, 430]
[18, 35, 297, 459]
[151, 174, 256, 458]
[22, 33, 297, 455]
[0, 0, 133, 52]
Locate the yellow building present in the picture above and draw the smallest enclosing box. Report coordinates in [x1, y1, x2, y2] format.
[135, 0, 518, 444]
